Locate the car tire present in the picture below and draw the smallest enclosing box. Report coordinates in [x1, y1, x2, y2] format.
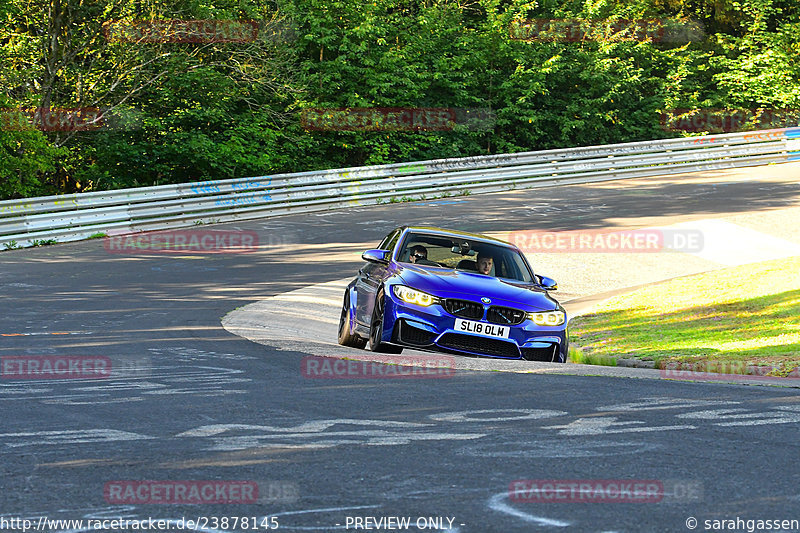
[369, 289, 403, 354]
[338, 292, 367, 349]
[560, 335, 569, 363]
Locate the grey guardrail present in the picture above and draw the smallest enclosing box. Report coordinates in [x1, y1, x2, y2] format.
[2, 128, 799, 248]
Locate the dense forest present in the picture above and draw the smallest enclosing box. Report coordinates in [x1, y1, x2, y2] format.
[1, 0, 798, 200]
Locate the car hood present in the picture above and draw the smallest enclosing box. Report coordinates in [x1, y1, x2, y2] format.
[394, 264, 560, 312]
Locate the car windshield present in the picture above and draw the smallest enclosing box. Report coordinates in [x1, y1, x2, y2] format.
[397, 232, 534, 283]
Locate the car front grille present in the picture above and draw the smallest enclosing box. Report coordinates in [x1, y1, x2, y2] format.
[443, 299, 484, 320]
[486, 306, 526, 325]
[438, 333, 520, 358]
[521, 345, 559, 362]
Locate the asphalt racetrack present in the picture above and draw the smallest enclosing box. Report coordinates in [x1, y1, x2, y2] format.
[2, 164, 800, 532]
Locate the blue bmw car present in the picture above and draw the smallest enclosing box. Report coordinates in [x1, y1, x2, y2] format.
[338, 226, 568, 362]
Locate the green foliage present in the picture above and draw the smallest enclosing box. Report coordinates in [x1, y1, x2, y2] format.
[30, 238, 58, 246]
[1, 0, 798, 200]
[0, 126, 63, 198]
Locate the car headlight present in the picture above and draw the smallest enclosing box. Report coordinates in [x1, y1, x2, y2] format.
[393, 285, 437, 307]
[527, 310, 566, 326]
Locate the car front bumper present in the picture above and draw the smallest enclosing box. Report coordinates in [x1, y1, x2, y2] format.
[383, 292, 569, 362]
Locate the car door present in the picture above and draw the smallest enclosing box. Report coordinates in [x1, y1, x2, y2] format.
[355, 229, 400, 326]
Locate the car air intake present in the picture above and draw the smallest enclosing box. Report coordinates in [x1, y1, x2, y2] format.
[486, 306, 526, 325]
[397, 320, 436, 346]
[521, 344, 559, 362]
[443, 299, 484, 320]
[438, 333, 520, 357]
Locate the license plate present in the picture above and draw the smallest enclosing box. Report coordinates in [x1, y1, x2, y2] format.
[454, 318, 510, 339]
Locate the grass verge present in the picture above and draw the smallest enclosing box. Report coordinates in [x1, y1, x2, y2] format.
[568, 256, 800, 377]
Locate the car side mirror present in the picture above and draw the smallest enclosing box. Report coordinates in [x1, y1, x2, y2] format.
[537, 275, 558, 291]
[362, 249, 390, 264]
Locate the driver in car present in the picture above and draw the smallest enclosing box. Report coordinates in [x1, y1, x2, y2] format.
[476, 252, 494, 275]
[408, 245, 428, 264]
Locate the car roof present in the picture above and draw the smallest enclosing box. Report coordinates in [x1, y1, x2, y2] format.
[398, 226, 516, 248]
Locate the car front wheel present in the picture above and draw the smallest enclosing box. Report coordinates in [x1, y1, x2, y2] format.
[369, 289, 403, 354]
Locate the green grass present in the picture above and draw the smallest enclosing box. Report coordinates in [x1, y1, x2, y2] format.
[568, 345, 618, 366]
[569, 256, 800, 374]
